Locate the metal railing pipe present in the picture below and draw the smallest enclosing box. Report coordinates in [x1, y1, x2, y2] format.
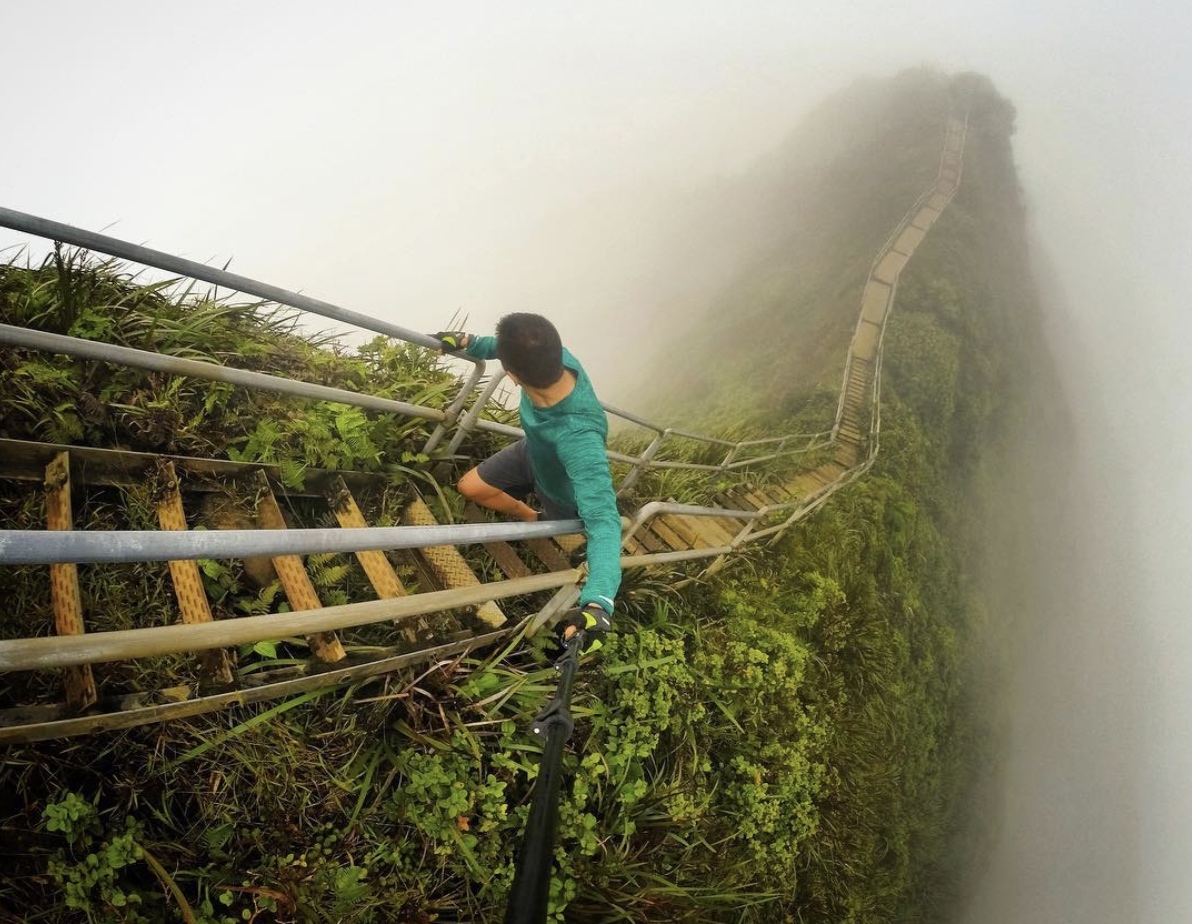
[0, 207, 486, 455]
[0, 519, 585, 566]
[470, 419, 526, 440]
[620, 546, 732, 569]
[734, 432, 825, 448]
[0, 324, 447, 424]
[616, 429, 668, 496]
[447, 370, 509, 454]
[0, 208, 474, 363]
[606, 450, 642, 466]
[646, 459, 722, 472]
[600, 403, 666, 434]
[664, 427, 738, 448]
[0, 570, 583, 671]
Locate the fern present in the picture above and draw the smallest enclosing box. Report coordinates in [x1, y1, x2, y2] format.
[307, 552, 354, 591]
[278, 458, 307, 490]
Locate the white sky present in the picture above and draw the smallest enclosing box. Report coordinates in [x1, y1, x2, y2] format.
[4, 2, 1191, 920]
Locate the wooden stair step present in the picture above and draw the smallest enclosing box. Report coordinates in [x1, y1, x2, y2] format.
[629, 522, 667, 554]
[714, 516, 748, 541]
[44, 452, 97, 712]
[834, 447, 860, 467]
[154, 461, 235, 685]
[621, 533, 651, 556]
[326, 476, 422, 644]
[648, 516, 688, 551]
[659, 514, 706, 550]
[691, 515, 737, 548]
[743, 490, 772, 510]
[721, 490, 758, 512]
[325, 476, 412, 596]
[253, 472, 346, 663]
[402, 496, 506, 628]
[463, 505, 533, 580]
[526, 536, 573, 573]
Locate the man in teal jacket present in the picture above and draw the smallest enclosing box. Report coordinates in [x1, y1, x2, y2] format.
[433, 314, 620, 650]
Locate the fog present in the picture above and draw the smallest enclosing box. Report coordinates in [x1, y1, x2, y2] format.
[4, 2, 1191, 921]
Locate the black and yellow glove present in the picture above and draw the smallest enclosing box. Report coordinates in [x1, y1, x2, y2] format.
[556, 603, 612, 656]
[432, 331, 469, 354]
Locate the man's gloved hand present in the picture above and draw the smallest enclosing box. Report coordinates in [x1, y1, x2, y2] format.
[432, 331, 469, 354]
[556, 603, 612, 656]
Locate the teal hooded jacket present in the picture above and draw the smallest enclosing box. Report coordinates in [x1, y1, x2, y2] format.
[465, 336, 621, 615]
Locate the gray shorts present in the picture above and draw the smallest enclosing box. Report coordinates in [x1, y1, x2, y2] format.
[477, 439, 577, 521]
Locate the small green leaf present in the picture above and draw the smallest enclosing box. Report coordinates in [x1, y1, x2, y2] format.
[252, 640, 278, 659]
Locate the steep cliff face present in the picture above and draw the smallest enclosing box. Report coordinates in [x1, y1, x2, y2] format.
[642, 71, 1065, 922]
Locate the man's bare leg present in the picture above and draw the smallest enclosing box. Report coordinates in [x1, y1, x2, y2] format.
[458, 468, 539, 522]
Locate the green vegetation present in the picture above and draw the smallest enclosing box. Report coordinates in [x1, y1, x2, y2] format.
[0, 70, 1033, 922]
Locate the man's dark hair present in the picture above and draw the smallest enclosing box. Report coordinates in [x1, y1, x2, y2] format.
[496, 313, 564, 388]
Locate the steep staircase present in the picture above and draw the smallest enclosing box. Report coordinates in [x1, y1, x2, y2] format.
[0, 117, 965, 742]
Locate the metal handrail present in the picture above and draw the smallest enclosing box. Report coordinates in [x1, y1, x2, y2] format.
[0, 518, 585, 566]
[0, 207, 826, 486]
[0, 324, 448, 425]
[0, 207, 486, 455]
[0, 115, 968, 671]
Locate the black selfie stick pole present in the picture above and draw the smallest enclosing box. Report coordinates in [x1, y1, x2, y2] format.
[504, 635, 582, 924]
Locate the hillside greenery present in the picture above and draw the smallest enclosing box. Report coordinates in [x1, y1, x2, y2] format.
[0, 69, 1032, 923]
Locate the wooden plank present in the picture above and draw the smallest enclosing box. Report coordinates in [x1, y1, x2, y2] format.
[620, 533, 650, 556]
[659, 514, 704, 550]
[648, 516, 687, 551]
[154, 462, 235, 685]
[402, 497, 506, 627]
[860, 282, 892, 325]
[715, 515, 748, 544]
[852, 319, 882, 359]
[819, 463, 849, 481]
[834, 445, 860, 468]
[788, 474, 824, 498]
[910, 206, 942, 231]
[463, 505, 533, 579]
[893, 225, 927, 256]
[526, 537, 573, 573]
[326, 476, 412, 597]
[553, 532, 586, 555]
[721, 490, 757, 513]
[44, 453, 97, 712]
[253, 472, 346, 663]
[686, 514, 736, 549]
[763, 482, 795, 500]
[873, 249, 910, 285]
[628, 522, 665, 554]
